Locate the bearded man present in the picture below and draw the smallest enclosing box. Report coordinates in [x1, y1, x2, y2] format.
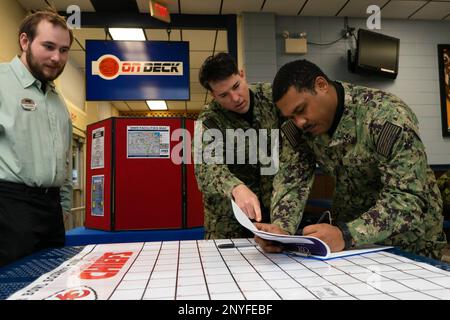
[0, 8, 73, 266]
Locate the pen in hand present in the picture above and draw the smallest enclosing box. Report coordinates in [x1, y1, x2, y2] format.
[217, 243, 257, 249]
[295, 211, 331, 236]
[316, 210, 331, 224]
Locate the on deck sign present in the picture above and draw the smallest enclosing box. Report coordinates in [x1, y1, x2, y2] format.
[92, 54, 183, 80]
[86, 40, 189, 101]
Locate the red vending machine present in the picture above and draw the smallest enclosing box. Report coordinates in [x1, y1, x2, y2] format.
[85, 117, 203, 231]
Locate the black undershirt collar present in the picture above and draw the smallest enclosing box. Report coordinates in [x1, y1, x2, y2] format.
[238, 89, 254, 125]
[327, 81, 345, 137]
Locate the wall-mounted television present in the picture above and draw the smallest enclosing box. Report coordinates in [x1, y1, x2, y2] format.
[348, 29, 400, 79]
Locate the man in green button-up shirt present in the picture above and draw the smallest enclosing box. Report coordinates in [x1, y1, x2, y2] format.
[0, 9, 73, 266]
[255, 59, 447, 260]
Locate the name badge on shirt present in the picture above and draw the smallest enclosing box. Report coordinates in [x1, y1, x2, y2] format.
[21, 98, 37, 111]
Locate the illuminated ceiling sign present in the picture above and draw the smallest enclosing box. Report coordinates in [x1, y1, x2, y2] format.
[150, 0, 171, 23]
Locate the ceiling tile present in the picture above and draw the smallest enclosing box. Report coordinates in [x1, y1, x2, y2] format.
[337, 0, 389, 18]
[111, 101, 130, 111]
[164, 0, 180, 14]
[17, 0, 95, 12]
[135, 0, 150, 13]
[73, 28, 109, 49]
[262, 0, 307, 16]
[145, 29, 182, 41]
[183, 29, 216, 51]
[381, 1, 428, 19]
[300, 0, 349, 16]
[180, 0, 222, 14]
[222, 0, 264, 14]
[127, 101, 150, 111]
[186, 101, 206, 110]
[410, 1, 450, 19]
[167, 101, 187, 110]
[16, 0, 45, 10]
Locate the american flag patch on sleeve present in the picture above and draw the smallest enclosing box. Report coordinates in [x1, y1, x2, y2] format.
[281, 120, 302, 149]
[376, 122, 402, 157]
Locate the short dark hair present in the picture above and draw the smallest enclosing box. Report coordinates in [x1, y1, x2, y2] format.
[272, 59, 331, 103]
[198, 52, 239, 91]
[18, 7, 74, 51]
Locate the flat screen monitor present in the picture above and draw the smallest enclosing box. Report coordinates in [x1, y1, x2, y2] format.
[356, 29, 400, 79]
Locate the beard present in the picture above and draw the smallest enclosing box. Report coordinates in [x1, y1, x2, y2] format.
[26, 48, 65, 82]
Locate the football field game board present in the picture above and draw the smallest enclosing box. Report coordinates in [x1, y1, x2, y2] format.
[7, 239, 450, 300]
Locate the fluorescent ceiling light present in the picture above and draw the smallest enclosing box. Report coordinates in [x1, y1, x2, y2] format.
[146, 100, 167, 110]
[109, 28, 146, 40]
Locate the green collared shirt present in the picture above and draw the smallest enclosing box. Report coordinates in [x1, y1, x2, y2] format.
[0, 56, 72, 212]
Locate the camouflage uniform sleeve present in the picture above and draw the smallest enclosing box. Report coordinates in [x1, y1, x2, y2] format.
[193, 118, 243, 198]
[345, 119, 441, 246]
[437, 171, 450, 190]
[437, 170, 450, 211]
[270, 130, 316, 235]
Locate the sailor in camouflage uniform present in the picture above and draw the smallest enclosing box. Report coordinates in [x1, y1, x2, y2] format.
[194, 53, 284, 239]
[256, 59, 447, 259]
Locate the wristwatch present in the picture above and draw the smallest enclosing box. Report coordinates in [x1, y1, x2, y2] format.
[337, 222, 355, 250]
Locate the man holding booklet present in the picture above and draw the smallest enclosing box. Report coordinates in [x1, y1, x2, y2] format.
[255, 59, 447, 260]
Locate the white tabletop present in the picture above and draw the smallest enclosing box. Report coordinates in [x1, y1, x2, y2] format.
[7, 239, 450, 300]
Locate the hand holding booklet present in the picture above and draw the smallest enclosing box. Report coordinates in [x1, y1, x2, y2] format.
[231, 200, 392, 260]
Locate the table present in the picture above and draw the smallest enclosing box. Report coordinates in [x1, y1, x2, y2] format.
[2, 239, 450, 300]
[65, 226, 205, 246]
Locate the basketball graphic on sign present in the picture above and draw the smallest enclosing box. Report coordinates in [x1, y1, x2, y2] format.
[99, 56, 119, 78]
[92, 54, 121, 80]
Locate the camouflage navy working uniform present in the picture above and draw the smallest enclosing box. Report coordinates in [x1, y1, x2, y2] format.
[195, 83, 284, 239]
[272, 81, 447, 259]
[437, 170, 450, 220]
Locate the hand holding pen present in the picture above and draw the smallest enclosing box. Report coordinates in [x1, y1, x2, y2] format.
[302, 211, 345, 252]
[296, 210, 332, 235]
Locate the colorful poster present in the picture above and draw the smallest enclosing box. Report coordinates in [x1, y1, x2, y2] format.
[91, 175, 104, 217]
[91, 127, 104, 169]
[127, 126, 170, 158]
